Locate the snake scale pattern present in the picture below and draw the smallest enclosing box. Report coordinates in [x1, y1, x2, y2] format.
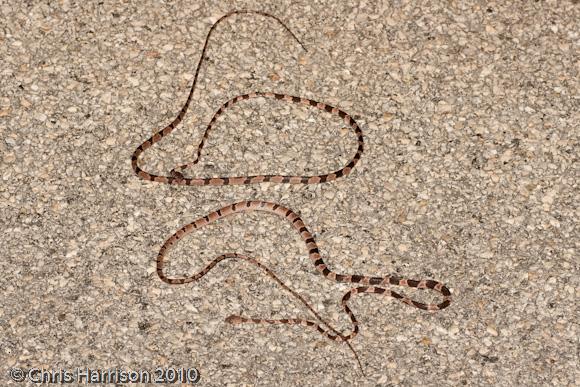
[132, 9, 451, 373]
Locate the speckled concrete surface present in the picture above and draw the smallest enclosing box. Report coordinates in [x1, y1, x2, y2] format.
[1, 1, 578, 386]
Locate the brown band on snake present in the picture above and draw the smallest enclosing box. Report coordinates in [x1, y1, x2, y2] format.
[131, 10, 363, 185]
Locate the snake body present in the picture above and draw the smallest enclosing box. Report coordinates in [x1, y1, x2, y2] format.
[157, 200, 451, 324]
[131, 10, 363, 186]
[132, 9, 451, 373]
[132, 91, 363, 186]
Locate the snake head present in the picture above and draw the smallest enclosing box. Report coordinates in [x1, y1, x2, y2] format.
[169, 169, 185, 180]
[225, 315, 244, 324]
